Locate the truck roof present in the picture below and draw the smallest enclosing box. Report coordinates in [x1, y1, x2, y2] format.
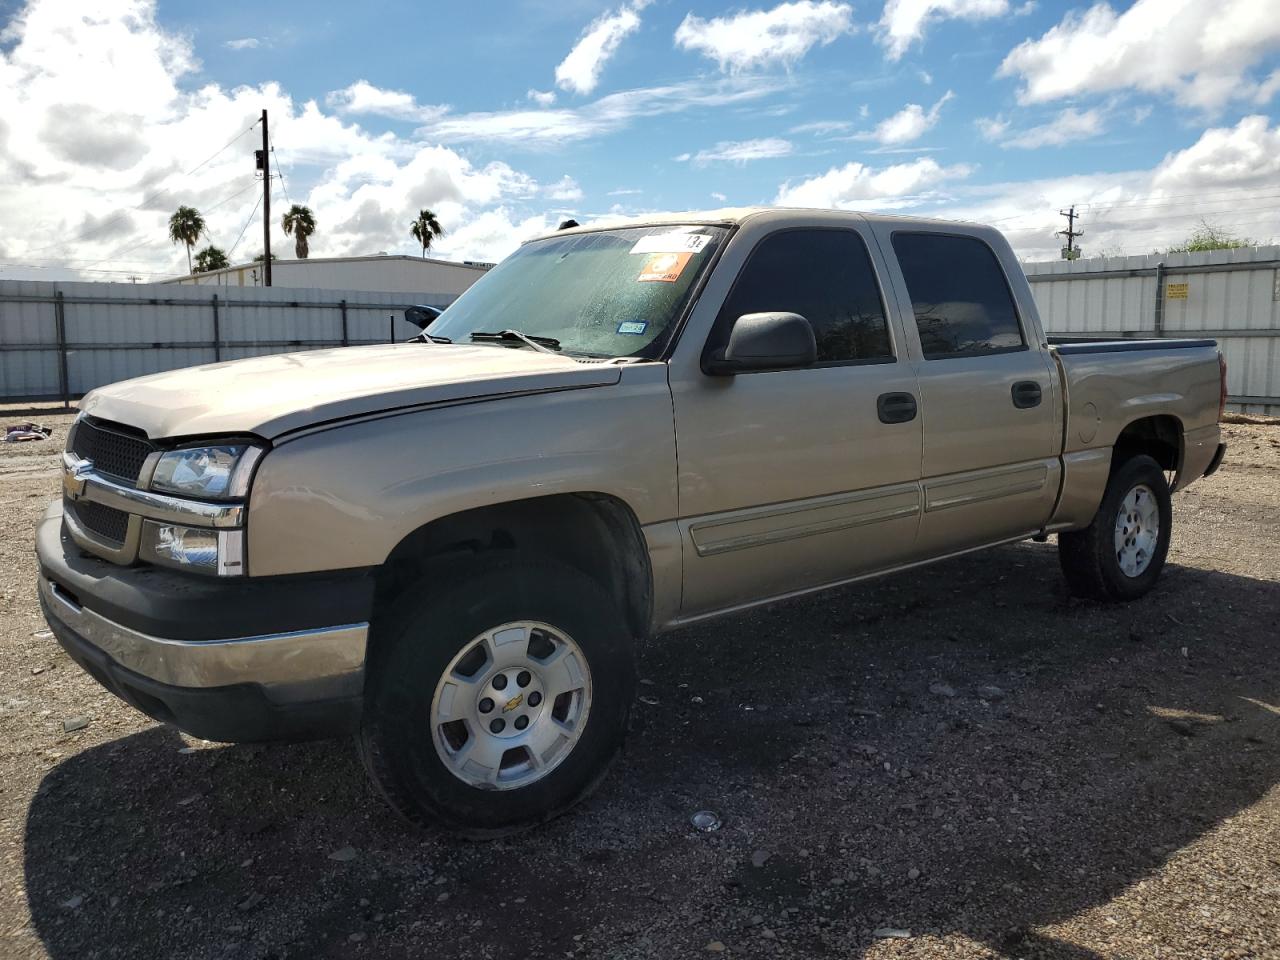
[531, 206, 975, 243]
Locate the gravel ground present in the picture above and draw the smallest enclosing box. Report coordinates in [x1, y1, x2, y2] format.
[1, 406, 1278, 960]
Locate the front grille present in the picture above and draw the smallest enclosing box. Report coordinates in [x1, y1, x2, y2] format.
[68, 499, 130, 546]
[70, 418, 154, 483]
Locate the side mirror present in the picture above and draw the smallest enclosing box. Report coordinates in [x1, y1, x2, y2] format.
[404, 304, 442, 330]
[703, 312, 816, 376]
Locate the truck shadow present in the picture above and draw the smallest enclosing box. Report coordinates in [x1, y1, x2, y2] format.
[23, 541, 1280, 958]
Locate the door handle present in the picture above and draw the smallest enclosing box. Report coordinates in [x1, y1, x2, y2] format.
[877, 392, 918, 424]
[1011, 381, 1043, 409]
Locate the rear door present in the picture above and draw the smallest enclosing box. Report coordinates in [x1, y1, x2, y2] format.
[869, 225, 1060, 556]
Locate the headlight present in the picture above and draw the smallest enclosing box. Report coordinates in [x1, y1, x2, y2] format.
[150, 444, 262, 500]
[139, 520, 245, 576]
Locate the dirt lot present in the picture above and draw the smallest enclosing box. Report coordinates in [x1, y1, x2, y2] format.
[1, 407, 1278, 960]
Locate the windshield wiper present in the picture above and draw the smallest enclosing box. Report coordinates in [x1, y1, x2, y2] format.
[413, 332, 452, 344]
[470, 329, 561, 354]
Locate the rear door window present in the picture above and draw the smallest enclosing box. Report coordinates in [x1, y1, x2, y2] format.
[891, 232, 1025, 359]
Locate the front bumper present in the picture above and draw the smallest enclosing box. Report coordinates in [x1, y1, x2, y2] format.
[36, 502, 373, 742]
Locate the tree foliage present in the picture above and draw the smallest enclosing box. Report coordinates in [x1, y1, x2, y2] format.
[281, 204, 317, 259]
[410, 209, 444, 258]
[167, 206, 206, 274]
[1166, 220, 1258, 254]
[193, 245, 230, 273]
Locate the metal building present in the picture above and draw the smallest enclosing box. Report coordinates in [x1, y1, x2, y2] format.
[165, 254, 490, 296]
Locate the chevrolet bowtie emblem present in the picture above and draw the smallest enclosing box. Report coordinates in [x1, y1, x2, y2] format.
[502, 693, 524, 713]
[62, 456, 93, 500]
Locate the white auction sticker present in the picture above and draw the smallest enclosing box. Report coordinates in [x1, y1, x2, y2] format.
[630, 232, 712, 255]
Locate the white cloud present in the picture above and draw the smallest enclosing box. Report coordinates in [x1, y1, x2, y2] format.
[675, 1, 854, 72]
[224, 37, 259, 51]
[865, 90, 953, 144]
[999, 0, 1280, 109]
[419, 77, 775, 148]
[543, 175, 584, 201]
[555, 1, 648, 96]
[775, 157, 973, 208]
[606, 187, 642, 196]
[0, 0, 573, 279]
[681, 137, 794, 166]
[1255, 70, 1280, 105]
[1151, 115, 1280, 192]
[982, 107, 1106, 149]
[789, 119, 853, 136]
[975, 115, 1010, 141]
[711, 191, 728, 202]
[900, 116, 1280, 260]
[527, 88, 557, 106]
[326, 80, 447, 123]
[877, 0, 1010, 61]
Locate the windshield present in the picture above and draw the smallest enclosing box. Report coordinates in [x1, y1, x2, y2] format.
[429, 224, 729, 358]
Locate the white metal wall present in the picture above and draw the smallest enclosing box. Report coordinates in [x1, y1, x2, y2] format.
[1025, 246, 1280, 416]
[0, 279, 456, 402]
[171, 255, 489, 296]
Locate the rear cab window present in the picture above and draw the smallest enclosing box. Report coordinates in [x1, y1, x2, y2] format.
[707, 228, 894, 366]
[890, 232, 1026, 360]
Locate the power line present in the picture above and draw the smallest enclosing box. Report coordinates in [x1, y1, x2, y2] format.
[21, 121, 260, 256]
[73, 180, 260, 274]
[1078, 188, 1280, 212]
[269, 131, 292, 207]
[228, 192, 264, 259]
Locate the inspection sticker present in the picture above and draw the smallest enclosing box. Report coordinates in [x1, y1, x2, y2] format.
[630, 232, 711, 255]
[617, 320, 648, 335]
[637, 252, 692, 283]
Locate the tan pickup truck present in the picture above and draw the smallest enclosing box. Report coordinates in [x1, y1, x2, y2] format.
[37, 208, 1227, 835]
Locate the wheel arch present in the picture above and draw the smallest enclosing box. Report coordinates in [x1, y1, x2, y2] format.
[372, 492, 653, 642]
[1113, 414, 1183, 480]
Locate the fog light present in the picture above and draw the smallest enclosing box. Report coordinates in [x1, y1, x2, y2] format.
[140, 520, 244, 576]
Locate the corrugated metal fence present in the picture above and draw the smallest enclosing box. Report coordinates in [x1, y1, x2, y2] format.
[1025, 246, 1280, 416]
[0, 279, 455, 403]
[5, 252, 1279, 414]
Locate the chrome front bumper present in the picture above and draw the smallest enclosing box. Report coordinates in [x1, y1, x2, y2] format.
[39, 573, 368, 694]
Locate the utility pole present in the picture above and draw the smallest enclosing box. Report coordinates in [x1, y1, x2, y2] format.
[258, 109, 273, 286]
[1058, 205, 1083, 260]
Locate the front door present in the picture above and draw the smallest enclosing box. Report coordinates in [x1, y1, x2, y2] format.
[669, 222, 924, 619]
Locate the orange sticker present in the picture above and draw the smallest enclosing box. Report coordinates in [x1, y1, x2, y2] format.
[637, 251, 692, 283]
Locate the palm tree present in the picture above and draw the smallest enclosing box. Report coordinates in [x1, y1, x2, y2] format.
[168, 206, 205, 275]
[193, 245, 230, 273]
[409, 209, 444, 258]
[281, 204, 317, 259]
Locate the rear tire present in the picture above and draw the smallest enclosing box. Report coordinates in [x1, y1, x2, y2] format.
[1058, 454, 1172, 602]
[357, 556, 636, 837]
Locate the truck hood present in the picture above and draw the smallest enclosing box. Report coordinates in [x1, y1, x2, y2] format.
[79, 343, 623, 441]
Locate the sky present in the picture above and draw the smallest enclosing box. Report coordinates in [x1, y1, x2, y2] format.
[1, 0, 1279, 282]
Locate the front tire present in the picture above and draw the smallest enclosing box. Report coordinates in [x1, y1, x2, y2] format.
[1058, 453, 1172, 601]
[358, 557, 636, 837]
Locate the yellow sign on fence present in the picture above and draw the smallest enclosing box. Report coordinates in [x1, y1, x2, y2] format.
[1166, 282, 1189, 300]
